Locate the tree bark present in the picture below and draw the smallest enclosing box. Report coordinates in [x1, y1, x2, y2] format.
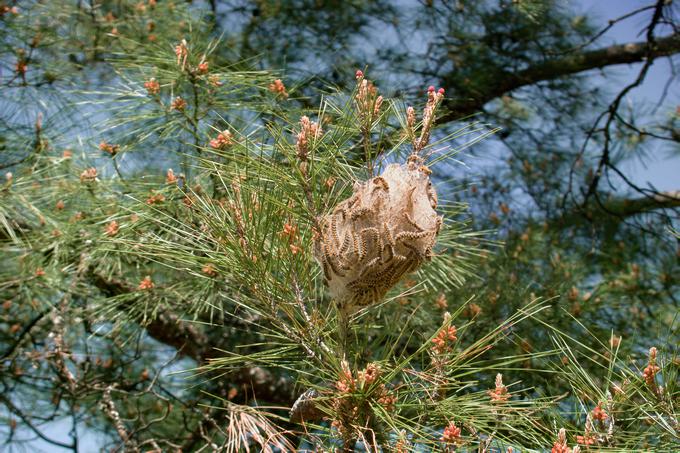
[556, 191, 680, 226]
[89, 272, 295, 406]
[441, 32, 680, 121]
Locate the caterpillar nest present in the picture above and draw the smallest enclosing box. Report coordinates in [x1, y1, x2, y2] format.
[314, 158, 442, 314]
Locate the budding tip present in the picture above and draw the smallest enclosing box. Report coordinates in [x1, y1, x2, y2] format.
[355, 69, 364, 79]
[428, 85, 435, 93]
[438, 88, 445, 95]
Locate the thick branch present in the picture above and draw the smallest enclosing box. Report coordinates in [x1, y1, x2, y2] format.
[600, 191, 680, 217]
[442, 32, 680, 120]
[89, 272, 294, 406]
[558, 191, 680, 226]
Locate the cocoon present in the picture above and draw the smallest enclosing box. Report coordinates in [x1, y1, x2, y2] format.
[314, 159, 442, 313]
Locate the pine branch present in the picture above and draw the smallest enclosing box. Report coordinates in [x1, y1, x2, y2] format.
[0, 394, 75, 450]
[555, 190, 680, 227]
[441, 32, 680, 121]
[598, 191, 680, 217]
[89, 272, 296, 406]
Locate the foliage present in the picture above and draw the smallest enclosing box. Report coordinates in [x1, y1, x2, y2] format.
[1, 0, 678, 452]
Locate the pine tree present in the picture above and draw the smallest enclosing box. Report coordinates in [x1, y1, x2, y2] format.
[1, 1, 678, 451]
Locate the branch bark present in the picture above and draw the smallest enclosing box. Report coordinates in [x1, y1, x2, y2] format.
[441, 32, 680, 121]
[599, 191, 680, 217]
[557, 191, 680, 226]
[89, 272, 295, 406]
